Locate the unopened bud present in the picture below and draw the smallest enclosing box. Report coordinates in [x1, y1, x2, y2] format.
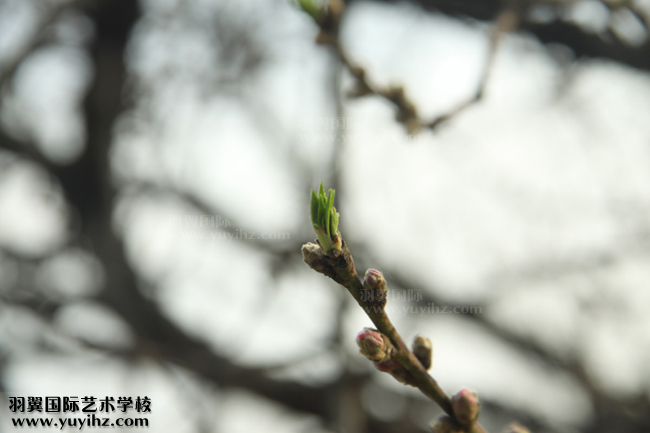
[357, 328, 387, 362]
[430, 416, 463, 433]
[363, 269, 387, 308]
[451, 389, 480, 426]
[501, 422, 531, 433]
[412, 334, 433, 370]
[364, 269, 386, 290]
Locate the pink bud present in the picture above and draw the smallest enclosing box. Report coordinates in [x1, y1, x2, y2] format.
[364, 269, 386, 291]
[356, 328, 390, 362]
[451, 389, 480, 426]
[363, 269, 387, 308]
[357, 328, 382, 352]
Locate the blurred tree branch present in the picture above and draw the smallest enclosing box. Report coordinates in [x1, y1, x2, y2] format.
[355, 0, 650, 72]
[2, 0, 650, 432]
[305, 1, 519, 134]
[0, 0, 87, 89]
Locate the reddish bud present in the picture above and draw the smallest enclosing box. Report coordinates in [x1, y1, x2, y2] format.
[451, 389, 480, 426]
[357, 328, 392, 363]
[357, 328, 383, 353]
[364, 269, 386, 291]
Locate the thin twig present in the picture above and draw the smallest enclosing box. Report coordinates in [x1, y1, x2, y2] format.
[313, 3, 518, 134]
[429, 10, 519, 129]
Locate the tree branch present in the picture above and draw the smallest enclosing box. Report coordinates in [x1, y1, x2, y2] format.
[350, 0, 650, 73]
[302, 1, 515, 135]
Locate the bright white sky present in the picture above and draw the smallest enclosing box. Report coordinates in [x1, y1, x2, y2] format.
[2, 0, 650, 432]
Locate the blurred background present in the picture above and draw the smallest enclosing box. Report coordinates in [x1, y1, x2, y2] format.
[1, 0, 650, 432]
